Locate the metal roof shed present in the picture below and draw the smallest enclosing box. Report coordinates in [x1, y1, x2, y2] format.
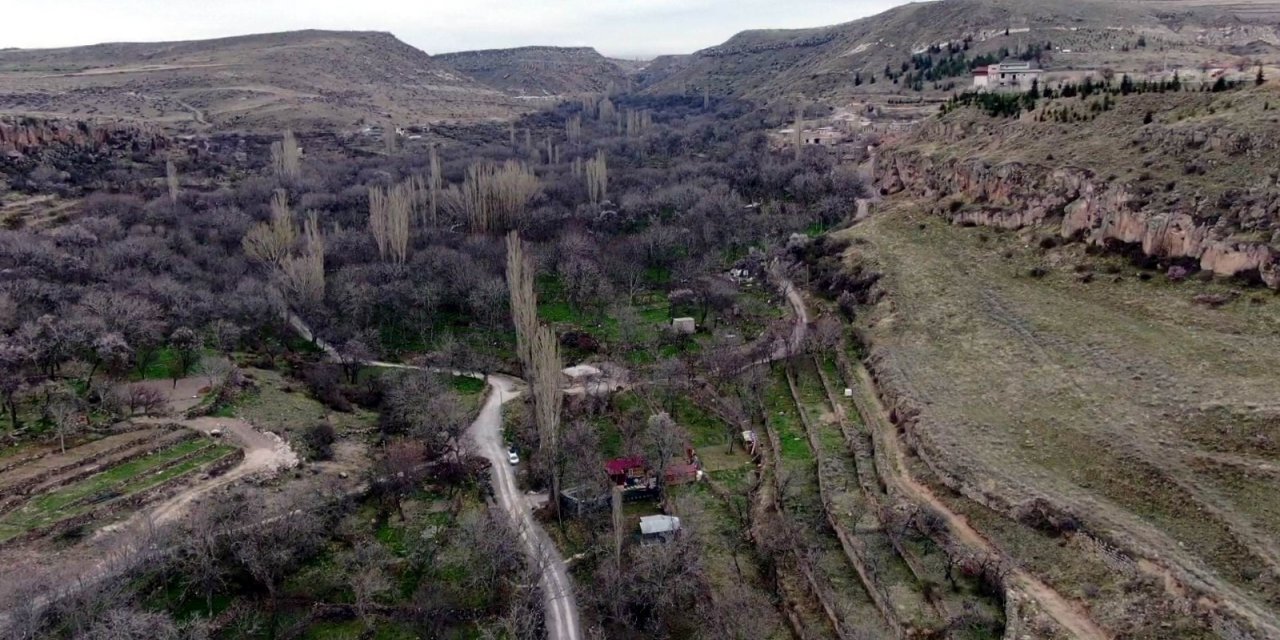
[639, 515, 682, 541]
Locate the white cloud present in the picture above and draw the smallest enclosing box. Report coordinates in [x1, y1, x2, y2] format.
[8, 0, 912, 57]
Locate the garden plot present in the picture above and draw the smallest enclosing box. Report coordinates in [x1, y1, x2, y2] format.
[761, 367, 893, 639]
[0, 435, 237, 543]
[0, 428, 169, 494]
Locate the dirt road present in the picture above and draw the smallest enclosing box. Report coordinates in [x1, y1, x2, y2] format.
[469, 375, 581, 640]
[123, 416, 297, 530]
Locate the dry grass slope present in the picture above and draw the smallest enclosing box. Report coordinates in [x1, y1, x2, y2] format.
[0, 30, 520, 131]
[838, 201, 1280, 638]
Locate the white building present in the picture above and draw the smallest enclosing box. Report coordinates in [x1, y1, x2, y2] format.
[974, 60, 1043, 91]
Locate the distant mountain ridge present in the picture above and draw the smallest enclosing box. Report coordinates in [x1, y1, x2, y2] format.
[434, 46, 633, 96]
[0, 30, 519, 132]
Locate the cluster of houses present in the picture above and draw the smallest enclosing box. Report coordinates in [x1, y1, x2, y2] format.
[560, 448, 708, 542]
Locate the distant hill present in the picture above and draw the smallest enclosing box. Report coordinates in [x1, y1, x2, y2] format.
[0, 30, 520, 132]
[435, 46, 632, 97]
[646, 0, 1280, 101]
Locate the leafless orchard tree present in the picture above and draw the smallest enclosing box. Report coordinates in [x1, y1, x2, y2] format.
[372, 438, 428, 520]
[178, 497, 243, 616]
[47, 393, 84, 453]
[644, 411, 687, 496]
[343, 542, 393, 630]
[586, 149, 608, 206]
[232, 494, 327, 616]
[241, 189, 296, 267]
[79, 607, 190, 640]
[368, 183, 411, 264]
[270, 129, 302, 183]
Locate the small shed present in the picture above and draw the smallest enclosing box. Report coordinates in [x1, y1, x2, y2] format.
[664, 463, 700, 485]
[639, 515, 682, 543]
[671, 317, 696, 335]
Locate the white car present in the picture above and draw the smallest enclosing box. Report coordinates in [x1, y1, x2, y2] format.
[507, 447, 520, 465]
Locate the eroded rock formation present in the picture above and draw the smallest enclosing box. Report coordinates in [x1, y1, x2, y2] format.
[876, 151, 1280, 287]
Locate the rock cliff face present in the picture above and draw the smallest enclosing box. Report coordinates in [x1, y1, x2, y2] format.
[875, 150, 1280, 287]
[0, 118, 164, 158]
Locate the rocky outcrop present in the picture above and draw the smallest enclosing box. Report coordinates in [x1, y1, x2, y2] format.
[876, 150, 1280, 288]
[0, 117, 163, 157]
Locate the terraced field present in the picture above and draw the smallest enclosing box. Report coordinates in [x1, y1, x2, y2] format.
[759, 366, 895, 639]
[0, 434, 237, 543]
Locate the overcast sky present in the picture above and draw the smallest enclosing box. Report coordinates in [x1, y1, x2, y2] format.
[8, 0, 914, 58]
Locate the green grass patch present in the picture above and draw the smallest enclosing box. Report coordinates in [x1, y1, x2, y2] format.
[765, 369, 811, 460]
[448, 375, 486, 395]
[672, 395, 728, 448]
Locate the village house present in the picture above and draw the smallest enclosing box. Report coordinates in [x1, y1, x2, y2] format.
[974, 59, 1043, 91]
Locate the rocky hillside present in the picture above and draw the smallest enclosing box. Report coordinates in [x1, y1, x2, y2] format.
[647, 0, 1280, 101]
[435, 46, 631, 97]
[0, 30, 519, 132]
[876, 84, 1280, 285]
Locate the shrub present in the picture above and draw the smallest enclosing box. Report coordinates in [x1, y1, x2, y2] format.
[302, 422, 336, 461]
[302, 364, 352, 412]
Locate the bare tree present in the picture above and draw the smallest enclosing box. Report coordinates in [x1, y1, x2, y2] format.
[0, 339, 29, 429]
[612, 485, 624, 569]
[531, 324, 564, 503]
[344, 542, 393, 630]
[566, 113, 583, 145]
[166, 327, 201, 388]
[88, 332, 132, 384]
[447, 161, 540, 233]
[232, 494, 326, 618]
[793, 107, 804, 161]
[165, 159, 179, 203]
[369, 183, 411, 264]
[278, 211, 325, 308]
[644, 411, 687, 496]
[270, 129, 301, 183]
[598, 96, 616, 123]
[81, 608, 184, 640]
[178, 497, 242, 616]
[586, 149, 608, 206]
[372, 438, 428, 520]
[506, 231, 539, 375]
[242, 190, 295, 267]
[48, 395, 84, 453]
[428, 146, 442, 226]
